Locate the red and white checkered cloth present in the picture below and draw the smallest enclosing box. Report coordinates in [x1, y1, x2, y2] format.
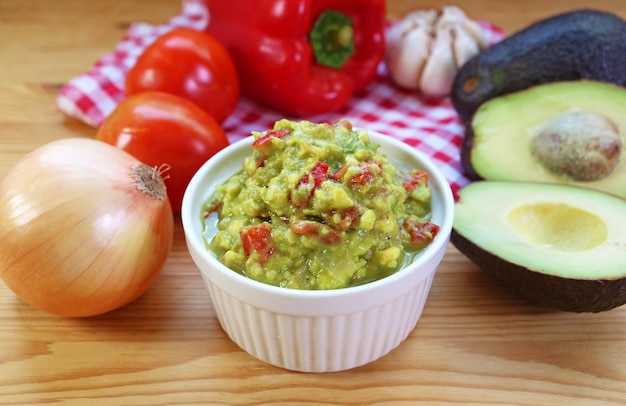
[56, 0, 504, 197]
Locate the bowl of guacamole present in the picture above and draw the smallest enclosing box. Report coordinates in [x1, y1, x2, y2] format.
[182, 119, 454, 372]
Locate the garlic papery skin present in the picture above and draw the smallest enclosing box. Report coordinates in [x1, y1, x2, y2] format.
[385, 6, 488, 97]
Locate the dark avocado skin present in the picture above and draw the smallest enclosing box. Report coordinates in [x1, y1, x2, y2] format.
[451, 9, 626, 123]
[460, 125, 480, 180]
[451, 229, 626, 313]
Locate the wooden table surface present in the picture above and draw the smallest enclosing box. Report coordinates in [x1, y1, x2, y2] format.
[1, 1, 625, 404]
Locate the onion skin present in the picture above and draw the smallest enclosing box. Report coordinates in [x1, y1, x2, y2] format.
[0, 138, 174, 317]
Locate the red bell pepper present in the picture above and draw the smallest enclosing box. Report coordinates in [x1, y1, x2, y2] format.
[203, 0, 386, 116]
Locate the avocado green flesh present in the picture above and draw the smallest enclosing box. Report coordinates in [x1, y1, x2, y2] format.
[453, 181, 626, 280]
[452, 181, 626, 312]
[466, 81, 626, 199]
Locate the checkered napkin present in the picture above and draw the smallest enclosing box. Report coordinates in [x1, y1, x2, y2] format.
[56, 0, 504, 197]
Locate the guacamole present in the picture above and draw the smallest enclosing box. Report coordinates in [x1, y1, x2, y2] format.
[202, 119, 439, 290]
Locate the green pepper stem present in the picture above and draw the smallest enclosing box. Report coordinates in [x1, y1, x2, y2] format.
[335, 26, 354, 48]
[310, 10, 355, 69]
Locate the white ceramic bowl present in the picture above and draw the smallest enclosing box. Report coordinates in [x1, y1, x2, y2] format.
[181, 130, 454, 373]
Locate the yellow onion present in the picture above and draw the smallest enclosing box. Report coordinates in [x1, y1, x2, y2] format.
[0, 138, 174, 317]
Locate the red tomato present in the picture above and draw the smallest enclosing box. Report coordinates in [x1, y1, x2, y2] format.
[96, 91, 229, 213]
[125, 28, 239, 123]
[240, 224, 275, 264]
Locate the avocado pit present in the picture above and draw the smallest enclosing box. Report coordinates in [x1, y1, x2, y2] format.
[530, 110, 622, 181]
[462, 80, 626, 199]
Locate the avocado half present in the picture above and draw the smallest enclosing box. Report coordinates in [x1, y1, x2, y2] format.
[451, 9, 626, 122]
[451, 181, 626, 312]
[462, 80, 626, 199]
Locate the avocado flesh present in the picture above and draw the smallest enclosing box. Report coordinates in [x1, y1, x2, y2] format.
[464, 80, 626, 199]
[451, 181, 626, 312]
[451, 9, 626, 122]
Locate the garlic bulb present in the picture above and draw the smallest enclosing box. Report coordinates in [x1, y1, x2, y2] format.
[385, 6, 488, 97]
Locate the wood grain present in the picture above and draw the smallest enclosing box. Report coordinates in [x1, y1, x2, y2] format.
[1, 1, 625, 404]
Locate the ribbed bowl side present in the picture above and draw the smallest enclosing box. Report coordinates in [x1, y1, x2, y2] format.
[201, 272, 435, 373]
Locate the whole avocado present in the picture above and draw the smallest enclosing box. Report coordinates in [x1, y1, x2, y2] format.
[451, 9, 626, 122]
